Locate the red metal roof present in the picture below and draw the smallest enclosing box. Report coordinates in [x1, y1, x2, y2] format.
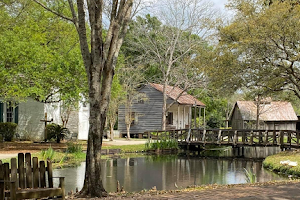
[149, 83, 205, 107]
[235, 101, 298, 121]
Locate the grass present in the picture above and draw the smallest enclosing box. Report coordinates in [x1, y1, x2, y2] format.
[144, 139, 178, 150]
[244, 168, 257, 183]
[263, 151, 300, 176]
[102, 144, 145, 153]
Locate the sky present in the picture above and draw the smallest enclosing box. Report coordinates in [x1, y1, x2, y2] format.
[211, 0, 228, 10]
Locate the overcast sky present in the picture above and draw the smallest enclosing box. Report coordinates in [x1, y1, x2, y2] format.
[211, 0, 228, 10]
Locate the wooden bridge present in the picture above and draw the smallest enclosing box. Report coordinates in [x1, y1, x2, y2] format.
[145, 129, 300, 149]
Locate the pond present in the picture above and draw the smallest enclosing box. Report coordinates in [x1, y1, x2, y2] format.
[53, 149, 287, 193]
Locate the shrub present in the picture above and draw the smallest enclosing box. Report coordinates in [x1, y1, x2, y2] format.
[46, 123, 70, 143]
[41, 147, 55, 161]
[0, 122, 17, 141]
[145, 139, 178, 150]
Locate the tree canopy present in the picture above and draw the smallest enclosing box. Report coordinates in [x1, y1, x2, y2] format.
[0, 0, 87, 102]
[210, 0, 300, 100]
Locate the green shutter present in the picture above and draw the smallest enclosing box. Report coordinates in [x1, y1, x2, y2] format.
[0, 103, 3, 122]
[14, 106, 18, 124]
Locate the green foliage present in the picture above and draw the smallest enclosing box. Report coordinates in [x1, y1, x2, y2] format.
[67, 142, 83, 153]
[41, 147, 55, 161]
[0, 0, 87, 102]
[213, 0, 300, 100]
[145, 139, 178, 150]
[244, 168, 257, 183]
[0, 122, 17, 141]
[46, 123, 69, 143]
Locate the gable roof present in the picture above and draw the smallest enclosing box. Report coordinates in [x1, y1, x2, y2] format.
[231, 101, 297, 121]
[148, 83, 205, 107]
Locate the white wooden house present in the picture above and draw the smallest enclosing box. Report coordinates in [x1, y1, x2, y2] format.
[0, 98, 89, 141]
[118, 83, 206, 137]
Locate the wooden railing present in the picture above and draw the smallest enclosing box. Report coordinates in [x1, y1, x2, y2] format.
[145, 129, 300, 148]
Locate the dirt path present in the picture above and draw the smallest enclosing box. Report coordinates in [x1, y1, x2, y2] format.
[0, 139, 147, 159]
[96, 182, 300, 200]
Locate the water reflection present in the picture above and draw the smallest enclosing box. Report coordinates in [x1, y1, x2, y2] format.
[53, 155, 287, 193]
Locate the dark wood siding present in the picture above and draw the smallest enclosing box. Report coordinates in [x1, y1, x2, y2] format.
[230, 105, 244, 129]
[118, 86, 164, 135]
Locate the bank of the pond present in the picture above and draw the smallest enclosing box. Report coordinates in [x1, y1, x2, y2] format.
[263, 151, 300, 177]
[0, 143, 149, 169]
[67, 180, 300, 200]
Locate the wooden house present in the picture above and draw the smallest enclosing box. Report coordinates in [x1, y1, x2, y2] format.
[229, 101, 298, 130]
[0, 98, 89, 141]
[118, 83, 206, 137]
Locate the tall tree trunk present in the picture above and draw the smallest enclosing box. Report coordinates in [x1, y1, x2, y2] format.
[34, 0, 133, 197]
[109, 121, 114, 141]
[126, 123, 131, 140]
[162, 81, 168, 130]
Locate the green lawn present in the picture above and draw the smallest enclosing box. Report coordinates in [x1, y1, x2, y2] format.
[263, 151, 300, 176]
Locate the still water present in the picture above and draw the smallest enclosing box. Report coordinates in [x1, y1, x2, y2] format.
[53, 153, 287, 193]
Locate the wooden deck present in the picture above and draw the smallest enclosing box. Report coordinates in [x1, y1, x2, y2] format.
[146, 129, 300, 149]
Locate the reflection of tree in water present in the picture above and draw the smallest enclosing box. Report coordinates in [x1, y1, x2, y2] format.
[98, 156, 287, 192]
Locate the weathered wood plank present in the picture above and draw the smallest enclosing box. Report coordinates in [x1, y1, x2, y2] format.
[32, 157, 39, 188]
[25, 153, 32, 188]
[18, 153, 25, 189]
[0, 161, 4, 200]
[47, 161, 53, 188]
[4, 163, 9, 190]
[40, 161, 46, 188]
[11, 158, 17, 189]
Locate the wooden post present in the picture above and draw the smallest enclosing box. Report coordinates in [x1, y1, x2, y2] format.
[10, 181, 17, 200]
[273, 130, 277, 145]
[25, 153, 32, 188]
[194, 106, 196, 129]
[59, 177, 65, 200]
[233, 130, 237, 146]
[297, 131, 300, 146]
[18, 153, 25, 189]
[40, 161, 46, 188]
[203, 107, 206, 128]
[177, 105, 180, 129]
[217, 130, 222, 144]
[40, 112, 53, 141]
[279, 131, 284, 146]
[0, 161, 4, 200]
[33, 157, 39, 188]
[202, 129, 206, 143]
[250, 131, 254, 145]
[242, 131, 246, 144]
[264, 131, 269, 145]
[3, 163, 9, 190]
[199, 107, 201, 128]
[11, 158, 17, 182]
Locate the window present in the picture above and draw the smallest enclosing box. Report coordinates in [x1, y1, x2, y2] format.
[131, 112, 136, 125]
[0, 102, 18, 123]
[6, 103, 13, 122]
[167, 112, 173, 125]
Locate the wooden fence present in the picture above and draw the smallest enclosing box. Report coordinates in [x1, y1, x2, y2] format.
[145, 129, 300, 148]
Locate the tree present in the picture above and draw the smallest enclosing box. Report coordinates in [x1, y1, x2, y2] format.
[212, 0, 300, 101]
[118, 65, 147, 139]
[34, 0, 134, 197]
[124, 0, 216, 130]
[107, 74, 126, 141]
[0, 0, 87, 103]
